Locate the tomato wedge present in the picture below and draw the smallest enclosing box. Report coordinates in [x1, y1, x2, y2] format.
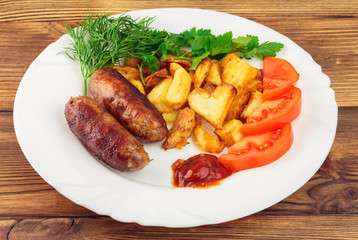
[218, 123, 293, 173]
[241, 87, 301, 135]
[263, 56, 299, 100]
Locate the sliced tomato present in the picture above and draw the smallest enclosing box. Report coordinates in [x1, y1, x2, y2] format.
[218, 123, 293, 173]
[241, 87, 301, 135]
[263, 56, 299, 100]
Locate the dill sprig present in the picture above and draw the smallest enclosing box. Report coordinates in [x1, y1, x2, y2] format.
[64, 13, 167, 95]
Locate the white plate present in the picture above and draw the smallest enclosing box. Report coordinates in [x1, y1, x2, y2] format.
[13, 8, 337, 227]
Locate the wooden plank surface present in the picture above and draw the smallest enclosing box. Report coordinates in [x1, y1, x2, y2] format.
[2, 215, 358, 240]
[1, 0, 357, 239]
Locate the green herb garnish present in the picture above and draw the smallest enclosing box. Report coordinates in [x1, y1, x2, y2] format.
[64, 13, 284, 95]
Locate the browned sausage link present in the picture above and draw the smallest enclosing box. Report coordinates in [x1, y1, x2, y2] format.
[90, 68, 168, 143]
[64, 96, 150, 172]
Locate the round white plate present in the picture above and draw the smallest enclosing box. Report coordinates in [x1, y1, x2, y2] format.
[13, 8, 337, 227]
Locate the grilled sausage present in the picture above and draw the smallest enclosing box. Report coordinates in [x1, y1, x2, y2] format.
[90, 67, 168, 142]
[64, 96, 150, 172]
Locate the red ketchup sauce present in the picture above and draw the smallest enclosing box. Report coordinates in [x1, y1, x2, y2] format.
[171, 154, 232, 188]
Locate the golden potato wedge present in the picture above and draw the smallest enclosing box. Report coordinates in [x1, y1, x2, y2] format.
[188, 82, 236, 129]
[147, 76, 174, 113]
[202, 82, 217, 94]
[144, 69, 170, 93]
[188, 70, 195, 83]
[225, 87, 251, 121]
[112, 66, 145, 94]
[112, 65, 140, 81]
[127, 78, 146, 95]
[169, 62, 184, 76]
[144, 67, 168, 82]
[162, 111, 179, 125]
[220, 53, 260, 88]
[205, 59, 221, 85]
[215, 119, 244, 147]
[193, 57, 212, 88]
[246, 69, 263, 92]
[240, 90, 264, 119]
[124, 57, 141, 68]
[162, 107, 196, 150]
[165, 67, 192, 110]
[160, 54, 192, 71]
[193, 125, 225, 153]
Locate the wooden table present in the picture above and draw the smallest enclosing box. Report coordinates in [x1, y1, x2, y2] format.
[1, 0, 357, 239]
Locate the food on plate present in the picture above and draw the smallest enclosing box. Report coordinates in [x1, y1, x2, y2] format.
[144, 68, 169, 93]
[147, 76, 174, 113]
[215, 119, 244, 147]
[193, 122, 225, 154]
[241, 87, 302, 135]
[165, 67, 192, 110]
[90, 67, 168, 142]
[162, 111, 179, 124]
[160, 54, 192, 72]
[193, 57, 212, 88]
[263, 56, 299, 100]
[188, 82, 236, 129]
[162, 107, 196, 150]
[172, 154, 231, 188]
[220, 53, 260, 88]
[111, 66, 146, 95]
[225, 87, 251, 121]
[240, 90, 264, 119]
[64, 96, 150, 172]
[64, 13, 305, 186]
[204, 59, 222, 85]
[218, 123, 293, 173]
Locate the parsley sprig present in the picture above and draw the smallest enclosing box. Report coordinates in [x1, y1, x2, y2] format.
[64, 13, 284, 95]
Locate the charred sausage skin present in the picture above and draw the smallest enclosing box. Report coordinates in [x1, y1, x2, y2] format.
[90, 68, 168, 142]
[64, 96, 150, 172]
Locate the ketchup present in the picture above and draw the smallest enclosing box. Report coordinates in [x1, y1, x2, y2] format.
[172, 154, 232, 188]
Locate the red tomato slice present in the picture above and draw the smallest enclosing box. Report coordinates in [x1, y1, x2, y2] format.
[241, 87, 301, 135]
[218, 123, 293, 173]
[263, 56, 299, 100]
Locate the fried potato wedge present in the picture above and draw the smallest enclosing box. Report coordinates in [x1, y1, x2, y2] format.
[162, 111, 179, 125]
[202, 82, 217, 94]
[112, 66, 145, 94]
[220, 53, 260, 88]
[193, 57, 212, 88]
[215, 119, 244, 147]
[144, 67, 168, 82]
[169, 62, 184, 76]
[147, 76, 174, 113]
[162, 107, 196, 150]
[165, 67, 192, 110]
[160, 54, 192, 71]
[124, 57, 141, 68]
[205, 59, 221, 85]
[193, 125, 225, 153]
[240, 90, 264, 119]
[188, 82, 236, 129]
[127, 78, 146, 95]
[225, 87, 251, 121]
[246, 69, 263, 92]
[144, 69, 170, 93]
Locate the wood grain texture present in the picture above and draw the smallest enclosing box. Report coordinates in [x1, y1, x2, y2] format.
[5, 215, 358, 240]
[0, 0, 357, 238]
